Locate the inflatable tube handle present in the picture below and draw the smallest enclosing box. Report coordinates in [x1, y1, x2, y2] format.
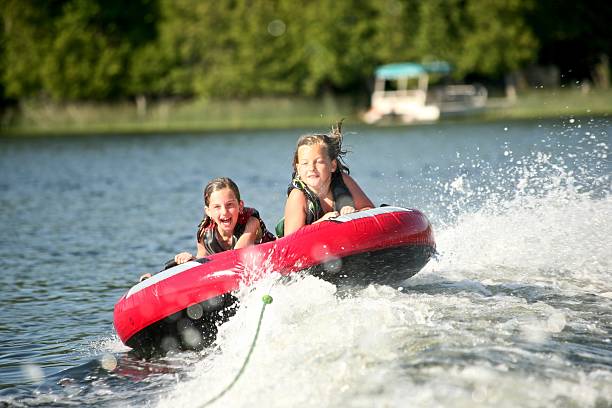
[163, 259, 178, 270]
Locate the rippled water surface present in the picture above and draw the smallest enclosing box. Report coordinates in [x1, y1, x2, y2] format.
[1, 118, 610, 407]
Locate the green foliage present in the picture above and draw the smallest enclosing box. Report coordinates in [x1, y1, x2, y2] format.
[414, 0, 463, 63]
[368, 0, 420, 63]
[456, 0, 539, 77]
[0, 0, 609, 103]
[41, 1, 124, 99]
[1, 0, 156, 101]
[129, 0, 199, 97]
[1, 0, 56, 98]
[528, 0, 612, 81]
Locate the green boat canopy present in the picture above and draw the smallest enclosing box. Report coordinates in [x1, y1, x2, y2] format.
[375, 62, 451, 79]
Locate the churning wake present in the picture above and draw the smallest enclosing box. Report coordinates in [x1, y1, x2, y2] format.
[154, 124, 611, 407]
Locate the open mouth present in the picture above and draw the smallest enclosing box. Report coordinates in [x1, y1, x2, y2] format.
[218, 216, 233, 228]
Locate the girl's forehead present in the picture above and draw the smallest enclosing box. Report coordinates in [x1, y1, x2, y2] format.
[298, 143, 328, 157]
[208, 187, 238, 203]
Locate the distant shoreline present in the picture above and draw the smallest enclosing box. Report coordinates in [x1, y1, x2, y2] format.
[2, 88, 611, 137]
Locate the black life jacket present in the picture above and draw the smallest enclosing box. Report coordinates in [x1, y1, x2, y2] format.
[197, 207, 275, 255]
[275, 171, 354, 237]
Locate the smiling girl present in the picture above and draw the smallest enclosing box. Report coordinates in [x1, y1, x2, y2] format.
[174, 177, 275, 264]
[277, 121, 374, 237]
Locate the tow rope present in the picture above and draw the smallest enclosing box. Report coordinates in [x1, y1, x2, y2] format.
[200, 294, 274, 407]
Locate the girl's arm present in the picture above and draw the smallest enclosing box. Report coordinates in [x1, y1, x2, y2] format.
[284, 189, 339, 235]
[195, 241, 208, 258]
[283, 188, 308, 236]
[174, 241, 208, 264]
[342, 174, 374, 211]
[234, 216, 261, 249]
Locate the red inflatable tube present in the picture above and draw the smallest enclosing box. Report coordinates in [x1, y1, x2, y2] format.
[113, 206, 435, 356]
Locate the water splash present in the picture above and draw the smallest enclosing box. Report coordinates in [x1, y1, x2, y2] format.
[153, 121, 611, 407]
[411, 122, 611, 293]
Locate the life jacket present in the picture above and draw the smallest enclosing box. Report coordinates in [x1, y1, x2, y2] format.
[197, 207, 275, 255]
[275, 171, 354, 237]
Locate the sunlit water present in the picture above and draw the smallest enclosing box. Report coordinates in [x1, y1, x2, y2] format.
[1, 118, 610, 407]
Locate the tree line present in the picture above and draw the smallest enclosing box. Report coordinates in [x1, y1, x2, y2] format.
[1, 0, 610, 104]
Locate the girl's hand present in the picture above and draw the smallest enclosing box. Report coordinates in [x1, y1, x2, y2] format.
[339, 206, 356, 215]
[320, 211, 339, 221]
[139, 273, 152, 282]
[174, 252, 195, 265]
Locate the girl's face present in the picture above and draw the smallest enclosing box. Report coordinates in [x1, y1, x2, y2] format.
[296, 143, 337, 194]
[205, 187, 244, 236]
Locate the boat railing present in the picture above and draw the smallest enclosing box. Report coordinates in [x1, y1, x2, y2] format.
[372, 89, 427, 108]
[429, 84, 488, 112]
[365, 89, 439, 123]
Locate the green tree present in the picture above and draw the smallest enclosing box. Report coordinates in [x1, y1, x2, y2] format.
[191, 0, 295, 97]
[286, 0, 379, 95]
[368, 0, 420, 63]
[456, 0, 539, 77]
[129, 0, 206, 97]
[413, 0, 464, 66]
[1, 0, 59, 98]
[2, 0, 157, 100]
[528, 0, 612, 85]
[40, 0, 126, 99]
[4, 0, 608, 103]
[136, 0, 380, 98]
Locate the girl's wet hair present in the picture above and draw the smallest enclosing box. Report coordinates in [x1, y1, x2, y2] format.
[203, 177, 241, 207]
[292, 120, 350, 177]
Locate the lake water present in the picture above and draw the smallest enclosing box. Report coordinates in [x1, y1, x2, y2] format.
[1, 118, 610, 407]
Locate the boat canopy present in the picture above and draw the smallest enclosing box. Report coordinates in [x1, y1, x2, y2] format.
[375, 62, 451, 79]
